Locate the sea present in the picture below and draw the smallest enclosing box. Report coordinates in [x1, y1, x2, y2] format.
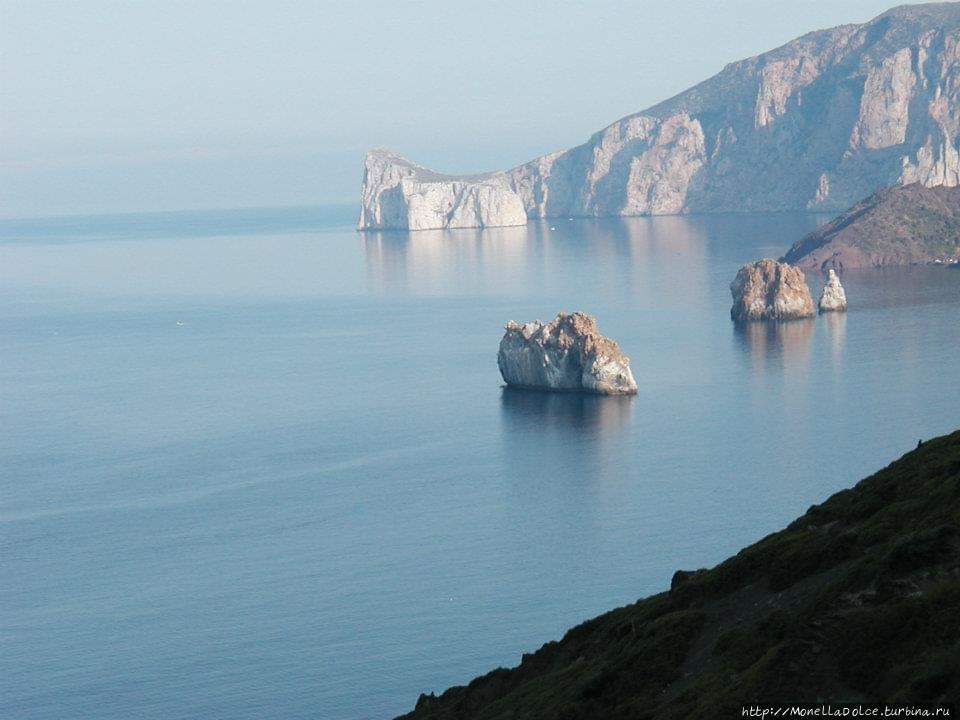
[2, 205, 959, 719]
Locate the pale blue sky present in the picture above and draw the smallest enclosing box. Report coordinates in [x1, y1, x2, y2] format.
[1, 0, 901, 218]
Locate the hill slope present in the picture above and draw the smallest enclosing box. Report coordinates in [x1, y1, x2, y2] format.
[399, 431, 960, 718]
[782, 183, 960, 269]
[361, 3, 960, 229]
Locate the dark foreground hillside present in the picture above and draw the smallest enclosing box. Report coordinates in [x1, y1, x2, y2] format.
[400, 431, 960, 719]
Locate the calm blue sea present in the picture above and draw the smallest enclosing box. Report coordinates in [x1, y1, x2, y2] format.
[2, 206, 959, 719]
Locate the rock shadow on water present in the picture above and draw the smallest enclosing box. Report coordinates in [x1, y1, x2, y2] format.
[733, 319, 815, 370]
[498, 386, 633, 438]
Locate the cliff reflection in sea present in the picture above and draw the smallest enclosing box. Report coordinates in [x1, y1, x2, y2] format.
[733, 319, 816, 372]
[360, 215, 713, 306]
[839, 266, 960, 310]
[362, 225, 530, 295]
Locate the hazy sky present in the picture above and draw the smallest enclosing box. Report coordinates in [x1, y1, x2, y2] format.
[1, 0, 902, 218]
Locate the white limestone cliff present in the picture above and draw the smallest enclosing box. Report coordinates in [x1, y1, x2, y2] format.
[359, 4, 960, 229]
[852, 48, 916, 150]
[357, 150, 527, 230]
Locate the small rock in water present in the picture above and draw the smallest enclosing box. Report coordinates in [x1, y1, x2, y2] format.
[497, 312, 637, 395]
[818, 268, 848, 313]
[730, 259, 815, 322]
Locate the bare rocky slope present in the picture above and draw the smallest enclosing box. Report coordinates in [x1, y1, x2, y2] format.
[782, 183, 960, 270]
[359, 3, 960, 230]
[398, 431, 960, 719]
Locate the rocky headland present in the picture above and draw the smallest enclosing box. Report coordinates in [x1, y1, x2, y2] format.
[399, 430, 960, 718]
[783, 183, 960, 270]
[497, 312, 638, 395]
[819, 268, 849, 313]
[361, 3, 960, 230]
[730, 259, 816, 322]
[357, 150, 528, 230]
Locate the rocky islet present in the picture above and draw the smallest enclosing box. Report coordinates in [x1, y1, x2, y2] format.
[497, 312, 638, 396]
[729, 259, 816, 322]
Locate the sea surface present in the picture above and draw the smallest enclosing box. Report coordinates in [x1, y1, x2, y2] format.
[2, 206, 959, 719]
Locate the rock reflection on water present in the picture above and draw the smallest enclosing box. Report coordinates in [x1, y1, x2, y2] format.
[498, 386, 633, 438]
[820, 311, 847, 364]
[498, 387, 634, 489]
[733, 319, 815, 372]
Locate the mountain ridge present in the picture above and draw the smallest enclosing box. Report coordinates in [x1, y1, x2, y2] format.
[359, 3, 960, 230]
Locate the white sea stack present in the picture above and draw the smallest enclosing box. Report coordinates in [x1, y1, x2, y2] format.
[497, 312, 637, 395]
[818, 268, 848, 313]
[730, 259, 816, 322]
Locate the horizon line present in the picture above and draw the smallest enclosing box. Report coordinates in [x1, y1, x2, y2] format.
[0, 200, 359, 224]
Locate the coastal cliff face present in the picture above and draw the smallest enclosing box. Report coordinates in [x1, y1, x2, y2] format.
[730, 259, 816, 322]
[357, 151, 527, 230]
[497, 312, 637, 395]
[783, 183, 960, 270]
[360, 3, 960, 230]
[400, 430, 960, 719]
